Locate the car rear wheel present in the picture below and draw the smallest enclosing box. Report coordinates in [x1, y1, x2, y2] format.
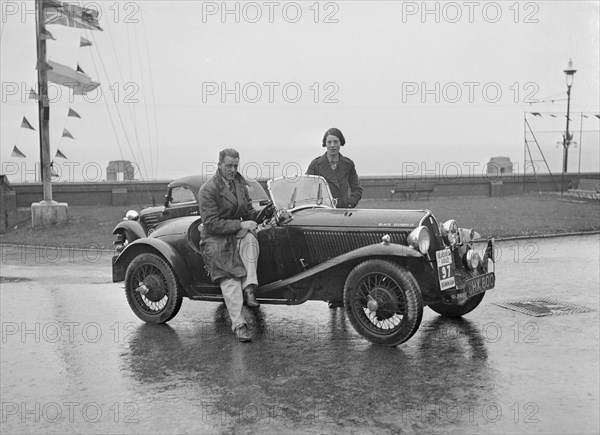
[125, 253, 183, 323]
[428, 292, 485, 317]
[344, 259, 423, 346]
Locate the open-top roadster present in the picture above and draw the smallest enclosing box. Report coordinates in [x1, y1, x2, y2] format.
[112, 175, 496, 346]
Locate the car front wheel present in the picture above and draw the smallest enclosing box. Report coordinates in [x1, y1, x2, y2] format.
[125, 253, 183, 323]
[344, 259, 423, 346]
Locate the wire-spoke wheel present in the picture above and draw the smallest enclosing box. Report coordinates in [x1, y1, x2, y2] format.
[125, 253, 183, 323]
[344, 259, 423, 346]
[429, 292, 485, 317]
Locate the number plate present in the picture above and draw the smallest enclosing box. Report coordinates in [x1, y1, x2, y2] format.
[436, 248, 456, 290]
[465, 272, 496, 297]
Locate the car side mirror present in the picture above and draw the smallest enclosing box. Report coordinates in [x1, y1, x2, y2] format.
[164, 194, 170, 208]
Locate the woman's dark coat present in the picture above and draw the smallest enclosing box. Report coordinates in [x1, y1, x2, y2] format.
[306, 153, 363, 208]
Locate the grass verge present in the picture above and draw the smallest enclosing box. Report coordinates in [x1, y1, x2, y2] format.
[1, 193, 598, 249]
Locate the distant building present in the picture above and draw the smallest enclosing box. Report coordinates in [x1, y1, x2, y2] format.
[107, 160, 136, 181]
[486, 157, 513, 176]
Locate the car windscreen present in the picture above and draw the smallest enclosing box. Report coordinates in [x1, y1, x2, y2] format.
[268, 176, 335, 210]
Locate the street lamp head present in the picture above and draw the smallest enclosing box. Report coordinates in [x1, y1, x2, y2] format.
[563, 58, 577, 87]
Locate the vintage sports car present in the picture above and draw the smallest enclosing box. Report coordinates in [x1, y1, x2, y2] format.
[112, 175, 496, 346]
[113, 175, 271, 246]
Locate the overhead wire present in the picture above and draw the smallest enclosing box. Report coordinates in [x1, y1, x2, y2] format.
[140, 11, 160, 179]
[132, 12, 155, 180]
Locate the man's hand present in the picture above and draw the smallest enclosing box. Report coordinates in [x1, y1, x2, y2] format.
[241, 220, 258, 231]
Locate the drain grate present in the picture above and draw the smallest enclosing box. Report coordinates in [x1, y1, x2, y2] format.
[494, 298, 595, 317]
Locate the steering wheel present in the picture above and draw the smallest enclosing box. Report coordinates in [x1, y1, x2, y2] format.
[255, 201, 275, 224]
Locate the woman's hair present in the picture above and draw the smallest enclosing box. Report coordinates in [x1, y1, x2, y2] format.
[322, 128, 345, 147]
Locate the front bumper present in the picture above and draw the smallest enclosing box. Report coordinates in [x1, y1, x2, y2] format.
[437, 239, 496, 304]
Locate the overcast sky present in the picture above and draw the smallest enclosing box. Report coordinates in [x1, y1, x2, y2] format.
[1, 0, 599, 182]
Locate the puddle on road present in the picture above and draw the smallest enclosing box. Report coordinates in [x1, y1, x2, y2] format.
[0, 276, 32, 283]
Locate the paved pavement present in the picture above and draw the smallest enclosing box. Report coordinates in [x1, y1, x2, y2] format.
[1, 235, 598, 434]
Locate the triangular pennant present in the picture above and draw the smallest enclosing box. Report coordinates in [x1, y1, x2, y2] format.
[41, 28, 55, 40]
[55, 149, 68, 159]
[68, 108, 81, 118]
[582, 114, 589, 118]
[28, 88, 38, 100]
[76, 64, 85, 74]
[595, 114, 600, 119]
[11, 146, 26, 158]
[36, 59, 53, 71]
[62, 128, 74, 139]
[50, 163, 59, 178]
[530, 112, 541, 117]
[21, 116, 35, 130]
[80, 37, 92, 47]
[549, 114, 557, 118]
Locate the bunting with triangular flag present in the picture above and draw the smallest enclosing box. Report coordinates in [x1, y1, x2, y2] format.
[55, 149, 68, 159]
[36, 59, 53, 71]
[62, 128, 74, 139]
[67, 107, 81, 119]
[595, 114, 600, 119]
[80, 37, 92, 47]
[11, 146, 26, 158]
[28, 88, 38, 100]
[67, 107, 81, 118]
[76, 64, 85, 74]
[530, 112, 541, 117]
[50, 162, 59, 178]
[40, 28, 55, 40]
[21, 117, 35, 130]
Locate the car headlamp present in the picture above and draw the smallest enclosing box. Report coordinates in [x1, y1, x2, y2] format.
[465, 250, 482, 270]
[408, 226, 430, 254]
[441, 219, 459, 246]
[124, 210, 139, 221]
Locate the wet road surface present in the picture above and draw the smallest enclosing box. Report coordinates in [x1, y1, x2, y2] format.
[1, 235, 598, 434]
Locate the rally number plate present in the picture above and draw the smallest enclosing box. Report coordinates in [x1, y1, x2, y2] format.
[465, 272, 496, 297]
[436, 248, 456, 290]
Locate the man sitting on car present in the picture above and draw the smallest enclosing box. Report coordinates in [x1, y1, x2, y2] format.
[198, 148, 265, 342]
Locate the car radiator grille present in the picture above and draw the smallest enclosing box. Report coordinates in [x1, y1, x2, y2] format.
[304, 231, 409, 264]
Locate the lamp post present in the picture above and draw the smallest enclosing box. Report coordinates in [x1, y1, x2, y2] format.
[560, 59, 576, 194]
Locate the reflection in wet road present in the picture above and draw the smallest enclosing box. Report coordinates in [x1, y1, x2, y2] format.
[1, 235, 598, 433]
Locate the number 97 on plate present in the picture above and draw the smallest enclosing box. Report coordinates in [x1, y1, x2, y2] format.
[436, 248, 456, 290]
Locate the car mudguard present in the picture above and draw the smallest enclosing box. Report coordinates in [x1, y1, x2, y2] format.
[112, 220, 147, 241]
[112, 238, 193, 289]
[257, 242, 423, 294]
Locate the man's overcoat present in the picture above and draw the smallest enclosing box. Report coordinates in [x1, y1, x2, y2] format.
[198, 172, 257, 282]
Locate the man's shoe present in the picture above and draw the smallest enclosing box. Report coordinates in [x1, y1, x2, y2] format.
[234, 325, 251, 342]
[245, 288, 260, 308]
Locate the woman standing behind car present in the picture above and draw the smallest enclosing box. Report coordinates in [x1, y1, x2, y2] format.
[306, 127, 363, 208]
